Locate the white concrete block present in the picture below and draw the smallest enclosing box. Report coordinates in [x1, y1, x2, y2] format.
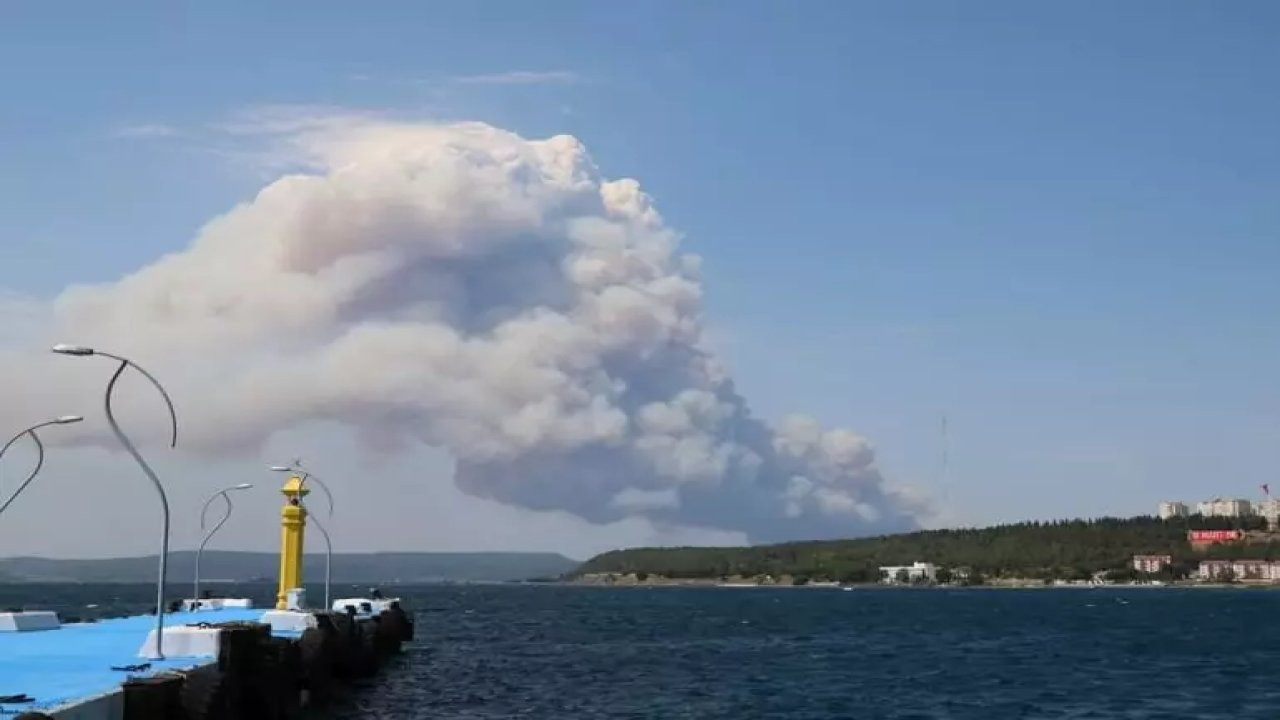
[0, 610, 61, 632]
[260, 609, 317, 634]
[331, 597, 397, 615]
[137, 625, 222, 659]
[180, 597, 254, 612]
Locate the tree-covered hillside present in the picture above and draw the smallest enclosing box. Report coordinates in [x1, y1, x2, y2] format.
[575, 516, 1279, 582]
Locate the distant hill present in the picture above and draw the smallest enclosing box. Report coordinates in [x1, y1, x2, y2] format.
[574, 515, 1277, 582]
[0, 551, 579, 584]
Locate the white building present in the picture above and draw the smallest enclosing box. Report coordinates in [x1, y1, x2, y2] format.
[1132, 555, 1172, 574]
[1199, 559, 1280, 582]
[1196, 498, 1253, 518]
[879, 562, 939, 584]
[1256, 498, 1280, 528]
[1158, 501, 1189, 520]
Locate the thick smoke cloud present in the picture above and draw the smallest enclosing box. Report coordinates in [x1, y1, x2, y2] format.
[4, 119, 928, 542]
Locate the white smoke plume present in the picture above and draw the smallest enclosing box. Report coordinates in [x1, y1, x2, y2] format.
[1, 117, 929, 543]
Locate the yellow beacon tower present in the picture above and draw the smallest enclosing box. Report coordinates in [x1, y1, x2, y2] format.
[275, 474, 310, 609]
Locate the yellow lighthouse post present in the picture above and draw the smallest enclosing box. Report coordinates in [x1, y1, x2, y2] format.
[275, 474, 310, 610]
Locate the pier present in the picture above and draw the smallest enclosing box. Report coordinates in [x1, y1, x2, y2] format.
[0, 599, 413, 718]
[0, 466, 414, 719]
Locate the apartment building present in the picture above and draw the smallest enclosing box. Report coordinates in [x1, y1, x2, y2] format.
[1198, 559, 1280, 582]
[1132, 555, 1172, 574]
[1194, 498, 1252, 518]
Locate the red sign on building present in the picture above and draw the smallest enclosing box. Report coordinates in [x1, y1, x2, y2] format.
[1188, 529, 1244, 545]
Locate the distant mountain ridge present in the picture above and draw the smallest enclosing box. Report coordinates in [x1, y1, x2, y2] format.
[0, 551, 579, 583]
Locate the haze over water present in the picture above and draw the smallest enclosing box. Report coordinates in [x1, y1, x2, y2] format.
[4, 583, 1274, 718]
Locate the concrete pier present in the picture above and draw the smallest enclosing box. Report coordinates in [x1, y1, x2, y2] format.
[0, 598, 414, 719]
[0, 462, 417, 718]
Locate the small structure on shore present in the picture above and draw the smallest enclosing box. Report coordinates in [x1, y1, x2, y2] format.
[878, 561, 939, 584]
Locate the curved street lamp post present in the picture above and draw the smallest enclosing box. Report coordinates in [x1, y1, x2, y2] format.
[0, 416, 84, 518]
[270, 462, 335, 610]
[193, 483, 253, 606]
[52, 344, 178, 660]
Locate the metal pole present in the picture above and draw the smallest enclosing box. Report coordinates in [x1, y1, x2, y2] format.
[309, 511, 333, 610]
[100, 355, 178, 661]
[0, 423, 48, 458]
[294, 466, 335, 611]
[194, 491, 234, 605]
[0, 417, 82, 517]
[193, 537, 201, 607]
[0, 430, 44, 518]
[0, 427, 45, 518]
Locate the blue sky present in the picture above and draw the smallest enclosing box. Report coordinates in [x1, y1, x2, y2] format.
[1, 1, 1278, 543]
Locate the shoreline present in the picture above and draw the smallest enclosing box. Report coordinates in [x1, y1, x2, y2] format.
[563, 576, 1274, 591]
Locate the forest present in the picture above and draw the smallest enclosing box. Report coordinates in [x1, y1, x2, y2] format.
[574, 515, 1280, 582]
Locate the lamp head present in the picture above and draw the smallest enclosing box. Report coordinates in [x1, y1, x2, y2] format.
[51, 344, 95, 356]
[233, 483, 253, 490]
[268, 466, 292, 473]
[53, 415, 84, 425]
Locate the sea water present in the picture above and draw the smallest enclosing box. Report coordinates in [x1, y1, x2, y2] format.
[2, 583, 1274, 718]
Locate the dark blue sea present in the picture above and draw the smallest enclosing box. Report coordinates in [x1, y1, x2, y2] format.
[2, 583, 1276, 718]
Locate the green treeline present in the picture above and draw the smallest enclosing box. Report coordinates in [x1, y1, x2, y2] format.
[575, 515, 1280, 582]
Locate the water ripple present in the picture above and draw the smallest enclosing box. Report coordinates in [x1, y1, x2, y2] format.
[6, 584, 1279, 718]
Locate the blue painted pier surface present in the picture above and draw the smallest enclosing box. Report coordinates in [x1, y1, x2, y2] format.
[0, 608, 270, 715]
